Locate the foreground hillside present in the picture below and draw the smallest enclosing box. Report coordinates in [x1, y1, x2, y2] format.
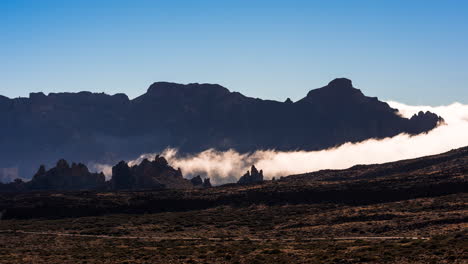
[0, 78, 442, 180]
[0, 147, 466, 263]
[1, 195, 465, 263]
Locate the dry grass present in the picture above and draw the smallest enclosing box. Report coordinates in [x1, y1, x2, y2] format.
[1, 194, 467, 263]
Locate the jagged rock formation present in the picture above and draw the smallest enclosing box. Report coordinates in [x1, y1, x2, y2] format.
[0, 78, 443, 179]
[409, 111, 443, 133]
[203, 178, 212, 188]
[111, 161, 134, 190]
[237, 165, 264, 185]
[190, 175, 203, 186]
[110, 155, 193, 190]
[190, 175, 212, 188]
[0, 155, 211, 191]
[27, 160, 106, 190]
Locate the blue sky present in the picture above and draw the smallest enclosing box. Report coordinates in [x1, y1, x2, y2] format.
[1, 0, 467, 105]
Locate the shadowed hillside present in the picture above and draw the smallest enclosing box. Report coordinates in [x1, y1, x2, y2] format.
[0, 78, 442, 180]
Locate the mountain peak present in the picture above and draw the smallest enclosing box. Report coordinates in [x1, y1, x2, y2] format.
[146, 82, 230, 97]
[327, 78, 353, 89]
[147, 82, 184, 93]
[302, 78, 362, 101]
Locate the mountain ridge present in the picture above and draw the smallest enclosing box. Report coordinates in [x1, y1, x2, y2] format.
[0, 78, 443, 180]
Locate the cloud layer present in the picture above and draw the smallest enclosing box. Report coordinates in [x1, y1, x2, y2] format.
[92, 101, 468, 185]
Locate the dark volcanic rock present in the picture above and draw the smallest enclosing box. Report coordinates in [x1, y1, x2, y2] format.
[203, 178, 212, 188]
[238, 165, 264, 185]
[27, 160, 106, 190]
[0, 78, 443, 179]
[190, 175, 203, 186]
[1, 155, 199, 192]
[409, 111, 444, 134]
[190, 175, 212, 188]
[110, 155, 193, 190]
[111, 161, 134, 190]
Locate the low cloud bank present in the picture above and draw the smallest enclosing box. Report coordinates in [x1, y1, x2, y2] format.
[92, 101, 468, 185]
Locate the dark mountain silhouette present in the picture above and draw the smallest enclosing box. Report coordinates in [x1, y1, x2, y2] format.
[0, 78, 442, 179]
[9, 160, 107, 191]
[0, 155, 210, 191]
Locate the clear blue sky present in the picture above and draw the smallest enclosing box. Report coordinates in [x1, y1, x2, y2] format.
[1, 0, 467, 105]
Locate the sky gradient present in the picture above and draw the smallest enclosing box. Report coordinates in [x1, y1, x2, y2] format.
[1, 0, 467, 105]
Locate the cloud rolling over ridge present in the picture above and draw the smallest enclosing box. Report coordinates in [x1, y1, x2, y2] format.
[92, 101, 468, 185]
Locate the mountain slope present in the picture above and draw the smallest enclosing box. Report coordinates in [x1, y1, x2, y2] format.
[0, 78, 442, 179]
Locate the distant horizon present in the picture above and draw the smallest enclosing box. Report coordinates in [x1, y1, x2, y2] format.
[2, 0, 467, 105]
[1, 77, 466, 107]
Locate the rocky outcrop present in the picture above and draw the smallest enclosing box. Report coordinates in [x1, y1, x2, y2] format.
[409, 111, 444, 134]
[203, 178, 212, 188]
[0, 155, 211, 192]
[111, 161, 134, 190]
[237, 165, 264, 185]
[190, 175, 203, 186]
[110, 155, 193, 190]
[27, 160, 106, 190]
[191, 176, 212, 188]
